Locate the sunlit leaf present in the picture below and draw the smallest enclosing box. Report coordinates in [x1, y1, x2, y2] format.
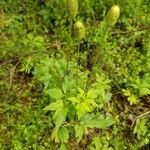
[78, 88, 85, 97]
[43, 100, 63, 111]
[76, 102, 92, 119]
[54, 107, 68, 128]
[59, 144, 67, 150]
[86, 98, 98, 107]
[67, 97, 80, 103]
[51, 128, 60, 143]
[87, 89, 99, 99]
[122, 89, 131, 96]
[139, 87, 150, 96]
[46, 88, 63, 99]
[58, 127, 69, 143]
[127, 95, 138, 105]
[75, 125, 84, 143]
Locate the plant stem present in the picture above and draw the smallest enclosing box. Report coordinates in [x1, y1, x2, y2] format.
[61, 18, 73, 92]
[67, 17, 73, 74]
[76, 41, 80, 96]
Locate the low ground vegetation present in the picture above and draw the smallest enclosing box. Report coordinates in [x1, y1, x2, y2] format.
[0, 0, 150, 149]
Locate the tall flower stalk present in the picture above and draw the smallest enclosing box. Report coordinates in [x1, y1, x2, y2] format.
[64, 0, 79, 88]
[74, 21, 85, 95]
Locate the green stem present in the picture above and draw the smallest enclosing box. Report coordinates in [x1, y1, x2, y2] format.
[67, 17, 73, 74]
[94, 24, 108, 67]
[67, 17, 73, 72]
[62, 18, 73, 93]
[70, 18, 73, 38]
[85, 23, 108, 93]
[76, 41, 80, 96]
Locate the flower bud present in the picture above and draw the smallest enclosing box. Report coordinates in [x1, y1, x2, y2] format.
[66, 0, 78, 18]
[74, 21, 85, 40]
[105, 5, 120, 26]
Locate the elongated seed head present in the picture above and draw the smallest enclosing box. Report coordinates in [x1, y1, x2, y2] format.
[105, 5, 120, 26]
[74, 21, 85, 40]
[66, 0, 78, 18]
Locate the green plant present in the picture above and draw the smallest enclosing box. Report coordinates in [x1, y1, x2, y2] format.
[134, 112, 150, 147]
[33, 54, 114, 147]
[1, 0, 150, 149]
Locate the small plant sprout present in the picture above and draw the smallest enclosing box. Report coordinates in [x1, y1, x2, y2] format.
[105, 5, 120, 26]
[74, 21, 85, 95]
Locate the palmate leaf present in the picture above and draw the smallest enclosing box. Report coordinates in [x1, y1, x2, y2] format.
[58, 127, 69, 143]
[122, 89, 138, 105]
[127, 95, 138, 105]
